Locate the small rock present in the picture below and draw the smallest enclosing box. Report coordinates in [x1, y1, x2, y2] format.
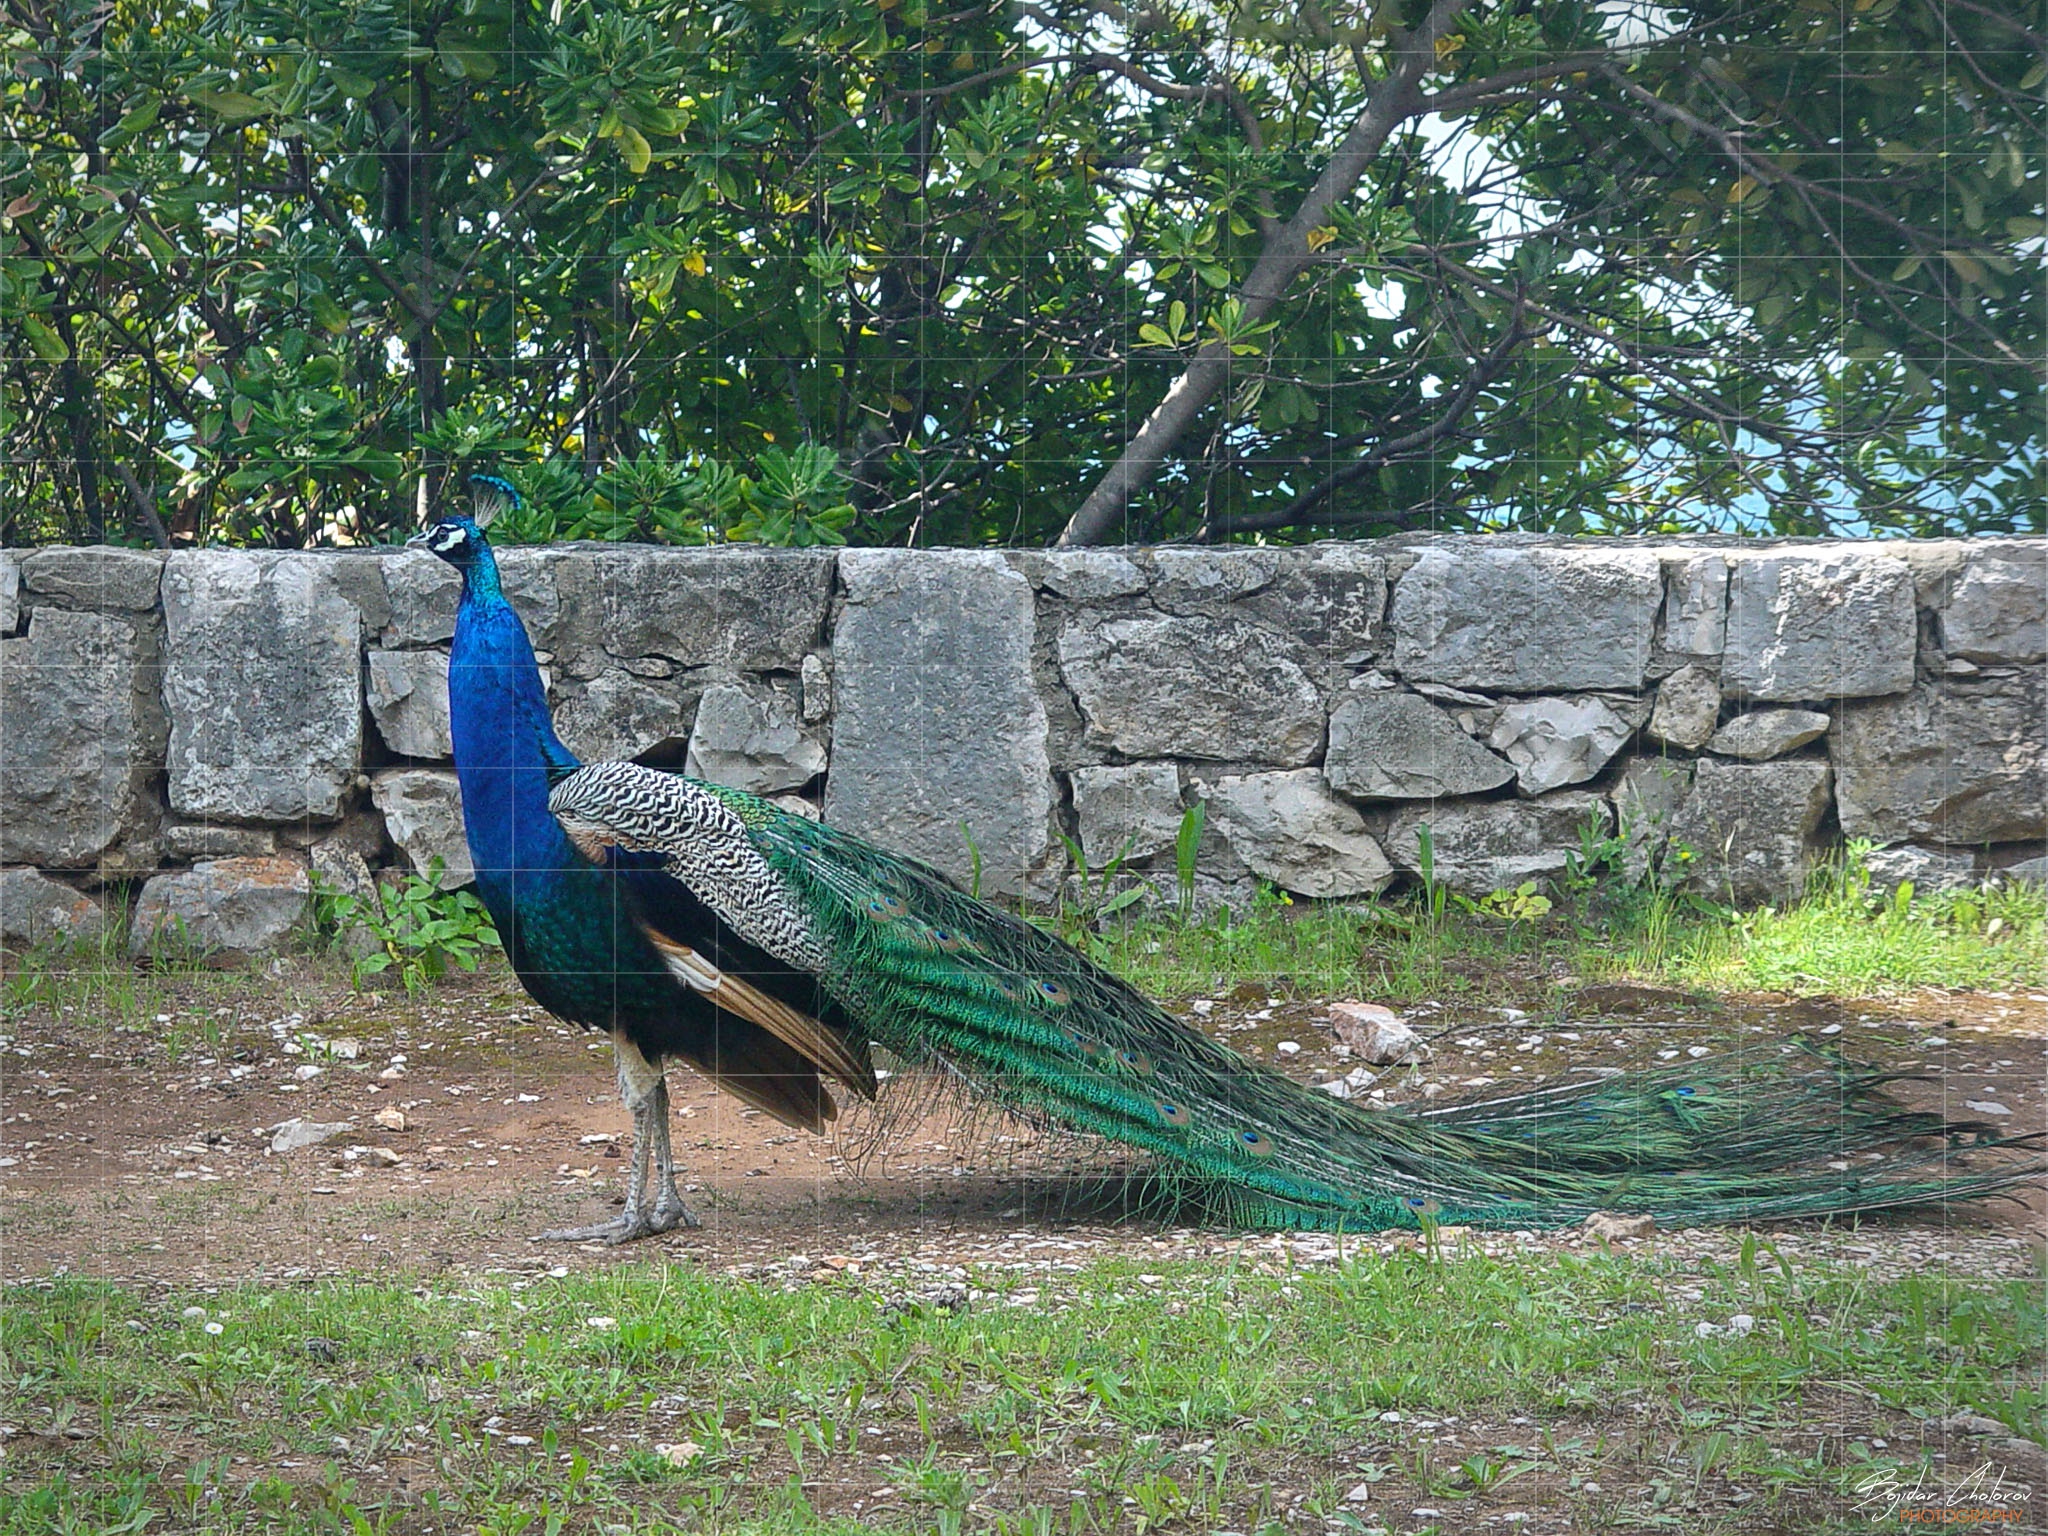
[270, 1118, 355, 1154]
[372, 1107, 409, 1132]
[1322, 1066, 1381, 1100]
[1275, 1040, 1301, 1057]
[1583, 1212, 1656, 1243]
[0, 867, 103, 945]
[327, 1037, 362, 1061]
[365, 1146, 402, 1167]
[655, 1440, 704, 1467]
[1726, 1313, 1756, 1337]
[1936, 1413, 2008, 1437]
[1327, 1002, 1424, 1064]
[293, 1064, 325, 1082]
[1965, 1100, 2013, 1117]
[1706, 707, 1830, 761]
[1648, 664, 1722, 751]
[301, 1337, 340, 1362]
[1344, 1483, 1375, 1503]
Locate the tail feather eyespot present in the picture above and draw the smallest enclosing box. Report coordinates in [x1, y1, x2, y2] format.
[1238, 1130, 1275, 1159]
[864, 894, 908, 921]
[1157, 1101, 1191, 1127]
[1036, 979, 1072, 1005]
[1117, 1050, 1154, 1075]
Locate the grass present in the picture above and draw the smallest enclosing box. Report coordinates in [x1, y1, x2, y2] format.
[2, 1242, 2040, 1534]
[1081, 861, 2046, 1007]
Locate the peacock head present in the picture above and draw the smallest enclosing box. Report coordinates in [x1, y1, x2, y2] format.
[408, 474, 519, 571]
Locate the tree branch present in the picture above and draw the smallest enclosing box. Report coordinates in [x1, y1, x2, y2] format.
[1056, 0, 1478, 545]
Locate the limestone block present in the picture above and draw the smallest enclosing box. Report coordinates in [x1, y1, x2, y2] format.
[799, 652, 832, 723]
[1237, 547, 1389, 661]
[130, 855, 312, 956]
[0, 607, 157, 867]
[20, 546, 165, 611]
[825, 550, 1054, 895]
[1722, 550, 1915, 700]
[493, 547, 568, 652]
[1660, 553, 1728, 661]
[1070, 763, 1186, 868]
[1832, 671, 2046, 844]
[594, 547, 834, 670]
[553, 669, 689, 764]
[0, 551, 19, 632]
[162, 552, 363, 822]
[1039, 550, 1148, 602]
[1647, 664, 1721, 750]
[1669, 759, 1833, 905]
[1706, 708, 1828, 761]
[370, 769, 473, 887]
[1057, 614, 1323, 764]
[1863, 844, 1979, 896]
[366, 649, 453, 759]
[1487, 696, 1641, 795]
[165, 824, 278, 858]
[1385, 791, 1612, 895]
[0, 867, 104, 945]
[1995, 855, 2047, 886]
[1609, 757, 1693, 882]
[1147, 547, 1282, 610]
[378, 549, 463, 647]
[1392, 545, 1661, 691]
[684, 679, 827, 794]
[1200, 769, 1393, 898]
[1941, 544, 2045, 665]
[1325, 688, 1514, 799]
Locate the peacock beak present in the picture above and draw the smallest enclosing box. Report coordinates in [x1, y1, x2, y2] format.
[404, 528, 432, 548]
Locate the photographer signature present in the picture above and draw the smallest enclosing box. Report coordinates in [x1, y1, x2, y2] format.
[1853, 1460, 2033, 1517]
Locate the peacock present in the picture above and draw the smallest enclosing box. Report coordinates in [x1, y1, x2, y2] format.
[415, 477, 2040, 1243]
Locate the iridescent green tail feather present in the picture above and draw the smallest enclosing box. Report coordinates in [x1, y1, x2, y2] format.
[736, 803, 2038, 1233]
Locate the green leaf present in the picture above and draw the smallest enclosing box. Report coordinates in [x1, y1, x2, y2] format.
[187, 88, 272, 123]
[19, 314, 68, 361]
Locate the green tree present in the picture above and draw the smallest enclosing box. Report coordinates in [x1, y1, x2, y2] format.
[2, 0, 2038, 549]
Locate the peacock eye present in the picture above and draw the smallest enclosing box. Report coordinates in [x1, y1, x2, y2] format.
[1037, 979, 1072, 1005]
[1157, 1101, 1191, 1127]
[1238, 1130, 1274, 1158]
[1118, 1050, 1154, 1074]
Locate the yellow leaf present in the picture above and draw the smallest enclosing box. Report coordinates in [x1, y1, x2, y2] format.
[1305, 226, 1338, 252]
[682, 251, 707, 278]
[888, 393, 914, 413]
[1726, 175, 1758, 204]
[1433, 33, 1464, 61]
[762, 430, 776, 442]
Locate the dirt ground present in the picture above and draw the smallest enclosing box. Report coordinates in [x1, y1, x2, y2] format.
[2, 957, 2042, 1285]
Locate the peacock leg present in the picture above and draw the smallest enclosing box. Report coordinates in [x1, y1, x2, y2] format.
[538, 1030, 689, 1243]
[642, 1075, 700, 1233]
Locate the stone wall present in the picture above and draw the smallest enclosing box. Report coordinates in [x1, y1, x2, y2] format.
[1, 536, 2041, 953]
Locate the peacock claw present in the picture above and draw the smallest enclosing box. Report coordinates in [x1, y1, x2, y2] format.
[536, 1212, 696, 1245]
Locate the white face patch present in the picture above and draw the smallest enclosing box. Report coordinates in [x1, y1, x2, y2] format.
[423, 522, 469, 555]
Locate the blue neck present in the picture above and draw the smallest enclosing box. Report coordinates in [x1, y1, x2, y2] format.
[447, 540, 580, 917]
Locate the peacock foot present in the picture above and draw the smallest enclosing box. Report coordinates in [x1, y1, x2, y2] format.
[536, 1199, 698, 1245]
